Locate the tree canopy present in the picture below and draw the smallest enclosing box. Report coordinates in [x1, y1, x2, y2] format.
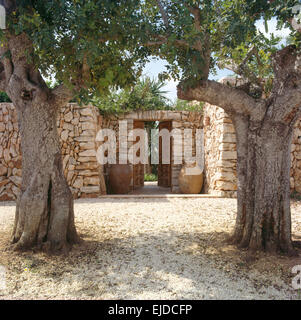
[140, 0, 301, 96]
[0, 0, 149, 103]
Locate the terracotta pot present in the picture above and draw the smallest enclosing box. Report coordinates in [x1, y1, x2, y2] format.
[108, 164, 132, 194]
[178, 164, 204, 194]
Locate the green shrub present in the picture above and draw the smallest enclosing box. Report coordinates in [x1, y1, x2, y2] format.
[0, 92, 11, 102]
[144, 173, 158, 182]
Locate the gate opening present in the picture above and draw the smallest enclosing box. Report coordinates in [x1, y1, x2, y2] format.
[130, 120, 172, 195]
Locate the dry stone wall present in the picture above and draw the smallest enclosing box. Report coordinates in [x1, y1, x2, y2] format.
[170, 111, 203, 193]
[0, 104, 22, 201]
[203, 103, 301, 197]
[3, 99, 301, 200]
[290, 119, 301, 194]
[203, 103, 237, 197]
[0, 103, 102, 201]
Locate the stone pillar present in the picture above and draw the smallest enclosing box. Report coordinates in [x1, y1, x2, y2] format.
[203, 103, 237, 198]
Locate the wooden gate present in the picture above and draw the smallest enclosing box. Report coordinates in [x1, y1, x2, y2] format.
[158, 121, 172, 188]
[133, 121, 145, 189]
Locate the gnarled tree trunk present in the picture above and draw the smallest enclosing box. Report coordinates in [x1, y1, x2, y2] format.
[231, 114, 294, 254]
[178, 45, 301, 254]
[11, 97, 79, 252]
[0, 27, 79, 252]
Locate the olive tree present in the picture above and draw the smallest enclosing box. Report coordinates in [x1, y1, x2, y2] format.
[142, 0, 301, 254]
[0, 0, 145, 252]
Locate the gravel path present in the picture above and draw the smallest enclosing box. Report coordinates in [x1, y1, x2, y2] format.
[0, 198, 300, 300]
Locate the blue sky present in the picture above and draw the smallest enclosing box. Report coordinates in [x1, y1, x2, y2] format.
[142, 18, 292, 102]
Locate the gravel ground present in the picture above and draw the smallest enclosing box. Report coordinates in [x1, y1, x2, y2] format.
[0, 197, 301, 300]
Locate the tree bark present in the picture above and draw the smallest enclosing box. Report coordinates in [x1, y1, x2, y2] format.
[0, 18, 80, 253]
[10, 97, 79, 252]
[177, 44, 301, 254]
[231, 114, 295, 254]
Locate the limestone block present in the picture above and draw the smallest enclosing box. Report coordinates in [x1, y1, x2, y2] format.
[215, 181, 237, 191]
[219, 133, 236, 143]
[63, 123, 74, 131]
[81, 130, 95, 137]
[12, 168, 22, 177]
[63, 155, 70, 170]
[61, 130, 69, 142]
[9, 175, 22, 186]
[0, 165, 7, 176]
[64, 112, 73, 122]
[0, 179, 9, 188]
[67, 171, 74, 183]
[12, 185, 20, 197]
[79, 142, 95, 150]
[7, 122, 13, 132]
[222, 123, 235, 134]
[216, 159, 236, 168]
[83, 177, 100, 186]
[79, 150, 96, 157]
[214, 171, 236, 182]
[81, 122, 95, 131]
[76, 163, 99, 170]
[220, 151, 237, 160]
[73, 176, 84, 189]
[71, 118, 79, 126]
[3, 149, 11, 163]
[78, 156, 97, 163]
[80, 108, 94, 117]
[80, 186, 99, 193]
[80, 116, 95, 122]
[218, 143, 236, 151]
[9, 145, 17, 158]
[78, 170, 99, 176]
[0, 192, 14, 201]
[295, 152, 301, 160]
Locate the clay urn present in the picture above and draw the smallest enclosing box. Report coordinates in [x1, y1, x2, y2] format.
[108, 164, 132, 194]
[178, 163, 204, 194]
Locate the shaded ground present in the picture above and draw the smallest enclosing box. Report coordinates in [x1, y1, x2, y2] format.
[0, 198, 300, 300]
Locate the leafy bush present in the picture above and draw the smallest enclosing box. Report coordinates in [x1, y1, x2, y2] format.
[93, 76, 205, 116]
[174, 99, 204, 112]
[93, 77, 171, 116]
[144, 173, 158, 182]
[0, 92, 11, 102]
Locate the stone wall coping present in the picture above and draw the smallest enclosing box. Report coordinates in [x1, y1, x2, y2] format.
[101, 110, 202, 122]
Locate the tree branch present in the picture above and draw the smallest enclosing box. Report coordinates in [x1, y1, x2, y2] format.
[219, 46, 264, 90]
[52, 84, 73, 107]
[268, 45, 301, 124]
[155, 0, 169, 29]
[273, 85, 301, 125]
[177, 79, 266, 120]
[145, 35, 190, 48]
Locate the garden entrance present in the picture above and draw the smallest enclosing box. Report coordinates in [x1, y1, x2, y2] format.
[100, 110, 203, 195]
[131, 120, 172, 195]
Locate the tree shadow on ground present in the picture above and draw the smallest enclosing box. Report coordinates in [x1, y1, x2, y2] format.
[1, 227, 299, 299]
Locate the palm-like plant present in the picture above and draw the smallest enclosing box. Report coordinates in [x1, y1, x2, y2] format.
[94, 77, 172, 115]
